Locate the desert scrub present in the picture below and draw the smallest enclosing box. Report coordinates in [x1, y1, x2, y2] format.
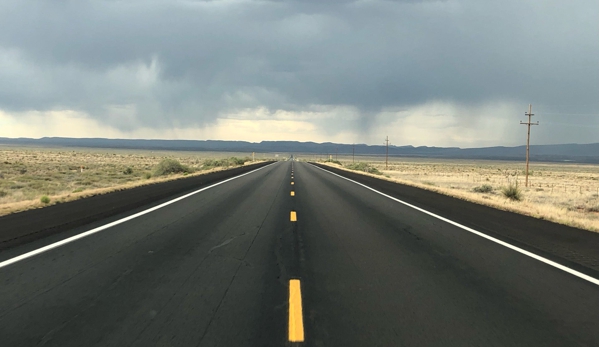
[40, 195, 51, 204]
[473, 184, 493, 193]
[231, 157, 250, 166]
[201, 159, 225, 169]
[587, 205, 599, 213]
[0, 148, 272, 216]
[324, 159, 342, 165]
[346, 162, 382, 175]
[201, 157, 248, 170]
[502, 184, 522, 201]
[153, 159, 191, 176]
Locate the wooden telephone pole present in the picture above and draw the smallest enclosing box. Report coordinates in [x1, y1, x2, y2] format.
[384, 136, 389, 170]
[520, 104, 539, 187]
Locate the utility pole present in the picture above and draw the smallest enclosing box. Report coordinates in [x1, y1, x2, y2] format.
[520, 104, 539, 188]
[384, 136, 389, 170]
[352, 144, 355, 163]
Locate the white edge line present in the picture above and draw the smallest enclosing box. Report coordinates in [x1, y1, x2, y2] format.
[0, 162, 277, 269]
[310, 163, 599, 286]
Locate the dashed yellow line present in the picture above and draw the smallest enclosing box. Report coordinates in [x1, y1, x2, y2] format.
[288, 279, 305, 342]
[291, 182, 294, 185]
[290, 211, 297, 222]
[290, 191, 295, 196]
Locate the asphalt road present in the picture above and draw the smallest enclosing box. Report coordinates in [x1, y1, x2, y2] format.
[1, 161, 598, 346]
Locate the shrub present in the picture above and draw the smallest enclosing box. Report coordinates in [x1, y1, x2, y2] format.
[346, 162, 368, 171]
[502, 184, 522, 201]
[368, 167, 383, 175]
[143, 172, 152, 179]
[72, 188, 84, 193]
[201, 157, 248, 170]
[324, 159, 342, 165]
[230, 157, 247, 166]
[473, 184, 493, 193]
[40, 195, 51, 204]
[202, 159, 226, 169]
[123, 167, 133, 175]
[346, 162, 382, 175]
[153, 159, 191, 176]
[0, 190, 8, 197]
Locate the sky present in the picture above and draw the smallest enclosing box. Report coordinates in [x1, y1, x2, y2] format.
[0, 0, 597, 147]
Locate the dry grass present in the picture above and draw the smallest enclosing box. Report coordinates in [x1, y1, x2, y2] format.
[0, 146, 275, 216]
[302, 155, 599, 233]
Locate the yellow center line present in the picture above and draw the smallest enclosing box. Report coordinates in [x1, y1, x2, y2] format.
[291, 182, 294, 185]
[290, 191, 295, 196]
[289, 279, 305, 342]
[290, 211, 297, 222]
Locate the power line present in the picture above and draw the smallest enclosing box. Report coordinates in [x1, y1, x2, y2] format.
[542, 121, 599, 128]
[536, 113, 599, 116]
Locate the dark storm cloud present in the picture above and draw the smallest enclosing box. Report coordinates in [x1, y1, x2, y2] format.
[0, 0, 597, 143]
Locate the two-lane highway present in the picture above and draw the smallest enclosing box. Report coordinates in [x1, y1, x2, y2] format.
[1, 161, 598, 346]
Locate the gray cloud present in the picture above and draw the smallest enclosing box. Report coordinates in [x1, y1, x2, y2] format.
[0, 0, 597, 145]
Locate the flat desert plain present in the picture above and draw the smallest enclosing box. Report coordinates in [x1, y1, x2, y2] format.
[0, 146, 274, 216]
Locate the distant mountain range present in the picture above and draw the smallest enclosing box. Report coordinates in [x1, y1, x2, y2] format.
[1, 137, 599, 163]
